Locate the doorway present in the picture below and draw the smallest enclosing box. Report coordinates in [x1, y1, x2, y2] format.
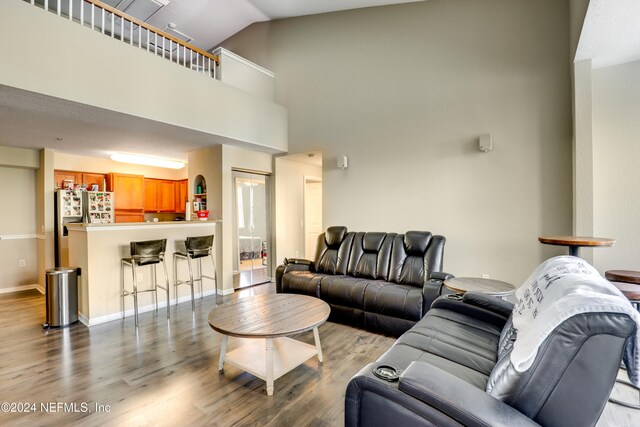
[304, 176, 323, 259]
[232, 170, 271, 289]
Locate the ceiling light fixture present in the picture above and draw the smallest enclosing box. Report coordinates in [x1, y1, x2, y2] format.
[111, 153, 186, 169]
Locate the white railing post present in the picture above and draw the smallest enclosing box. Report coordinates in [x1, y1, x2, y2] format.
[28, 0, 224, 83]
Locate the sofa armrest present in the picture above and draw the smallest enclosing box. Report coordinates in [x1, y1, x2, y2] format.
[422, 272, 455, 316]
[398, 362, 540, 427]
[275, 261, 313, 293]
[283, 257, 314, 267]
[430, 271, 454, 281]
[431, 295, 510, 328]
[463, 291, 514, 317]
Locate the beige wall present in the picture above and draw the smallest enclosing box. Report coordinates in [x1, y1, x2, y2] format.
[0, 145, 39, 169]
[592, 60, 640, 272]
[274, 156, 322, 267]
[54, 152, 188, 181]
[0, 165, 38, 290]
[221, 0, 573, 284]
[36, 148, 55, 290]
[2, 1, 287, 153]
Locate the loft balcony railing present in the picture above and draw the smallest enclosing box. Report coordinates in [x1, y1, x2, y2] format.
[25, 0, 219, 78]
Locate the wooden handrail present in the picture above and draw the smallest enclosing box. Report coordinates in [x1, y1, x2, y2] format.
[84, 0, 219, 64]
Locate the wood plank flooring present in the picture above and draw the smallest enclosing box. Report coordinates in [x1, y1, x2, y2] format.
[0, 285, 637, 426]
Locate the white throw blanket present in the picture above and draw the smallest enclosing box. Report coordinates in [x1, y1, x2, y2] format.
[510, 256, 640, 386]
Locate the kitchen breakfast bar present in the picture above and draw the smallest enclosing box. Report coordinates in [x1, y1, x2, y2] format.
[66, 221, 219, 326]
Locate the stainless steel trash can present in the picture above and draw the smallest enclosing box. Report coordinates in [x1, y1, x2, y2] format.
[44, 267, 78, 328]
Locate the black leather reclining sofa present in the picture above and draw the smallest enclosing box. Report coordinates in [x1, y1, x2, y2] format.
[275, 226, 448, 336]
[345, 291, 636, 427]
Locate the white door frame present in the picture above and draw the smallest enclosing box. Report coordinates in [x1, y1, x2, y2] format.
[303, 175, 322, 260]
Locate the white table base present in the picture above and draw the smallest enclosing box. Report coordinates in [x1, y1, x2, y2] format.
[218, 327, 323, 395]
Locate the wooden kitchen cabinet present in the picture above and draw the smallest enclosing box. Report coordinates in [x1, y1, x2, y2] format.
[175, 179, 188, 213]
[107, 173, 144, 211]
[159, 181, 176, 212]
[144, 179, 178, 213]
[81, 173, 107, 189]
[144, 179, 159, 212]
[54, 170, 107, 190]
[54, 170, 82, 189]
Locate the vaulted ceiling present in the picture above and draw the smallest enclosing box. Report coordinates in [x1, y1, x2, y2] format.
[102, 0, 425, 52]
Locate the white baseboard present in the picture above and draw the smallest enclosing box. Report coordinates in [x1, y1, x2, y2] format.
[80, 287, 234, 327]
[0, 284, 44, 295]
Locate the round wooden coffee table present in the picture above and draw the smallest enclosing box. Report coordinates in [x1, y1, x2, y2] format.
[208, 294, 330, 396]
[444, 277, 516, 298]
[538, 236, 614, 258]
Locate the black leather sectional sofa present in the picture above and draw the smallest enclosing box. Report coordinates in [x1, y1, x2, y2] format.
[276, 226, 448, 336]
[344, 291, 635, 427]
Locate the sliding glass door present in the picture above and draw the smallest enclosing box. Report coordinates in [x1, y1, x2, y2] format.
[233, 170, 271, 289]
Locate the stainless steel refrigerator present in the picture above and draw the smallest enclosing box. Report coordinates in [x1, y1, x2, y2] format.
[55, 190, 114, 267]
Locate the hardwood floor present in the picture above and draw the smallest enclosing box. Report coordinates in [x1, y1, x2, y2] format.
[0, 285, 393, 426]
[0, 286, 637, 426]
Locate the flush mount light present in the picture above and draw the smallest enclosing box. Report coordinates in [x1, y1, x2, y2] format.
[111, 153, 185, 169]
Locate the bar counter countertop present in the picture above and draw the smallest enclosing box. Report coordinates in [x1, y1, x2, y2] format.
[66, 220, 220, 326]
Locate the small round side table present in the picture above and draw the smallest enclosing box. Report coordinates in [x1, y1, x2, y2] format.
[443, 277, 515, 299]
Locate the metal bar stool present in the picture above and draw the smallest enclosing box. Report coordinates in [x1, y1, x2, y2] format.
[173, 235, 217, 310]
[605, 270, 640, 410]
[121, 239, 170, 327]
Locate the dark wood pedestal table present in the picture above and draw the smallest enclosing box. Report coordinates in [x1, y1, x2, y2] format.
[603, 270, 640, 410]
[538, 236, 615, 258]
[208, 294, 330, 396]
[444, 277, 516, 299]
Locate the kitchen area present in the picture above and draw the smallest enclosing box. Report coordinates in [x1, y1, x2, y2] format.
[43, 145, 274, 327]
[51, 150, 220, 326]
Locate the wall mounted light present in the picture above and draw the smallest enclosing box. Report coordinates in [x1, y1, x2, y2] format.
[111, 153, 186, 169]
[479, 134, 493, 153]
[337, 155, 348, 169]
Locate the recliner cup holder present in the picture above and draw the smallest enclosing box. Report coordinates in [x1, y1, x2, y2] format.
[446, 294, 463, 301]
[373, 365, 401, 382]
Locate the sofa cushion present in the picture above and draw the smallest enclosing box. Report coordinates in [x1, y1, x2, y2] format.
[320, 275, 369, 309]
[314, 227, 354, 275]
[388, 232, 433, 286]
[376, 308, 502, 389]
[280, 270, 326, 297]
[363, 281, 423, 322]
[347, 232, 395, 280]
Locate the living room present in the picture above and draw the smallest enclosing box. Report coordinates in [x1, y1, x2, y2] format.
[1, 0, 639, 425]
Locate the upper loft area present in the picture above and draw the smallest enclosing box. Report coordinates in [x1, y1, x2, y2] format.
[0, 0, 287, 156]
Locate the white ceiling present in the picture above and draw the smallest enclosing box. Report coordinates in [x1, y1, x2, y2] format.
[575, 0, 640, 69]
[105, 0, 425, 52]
